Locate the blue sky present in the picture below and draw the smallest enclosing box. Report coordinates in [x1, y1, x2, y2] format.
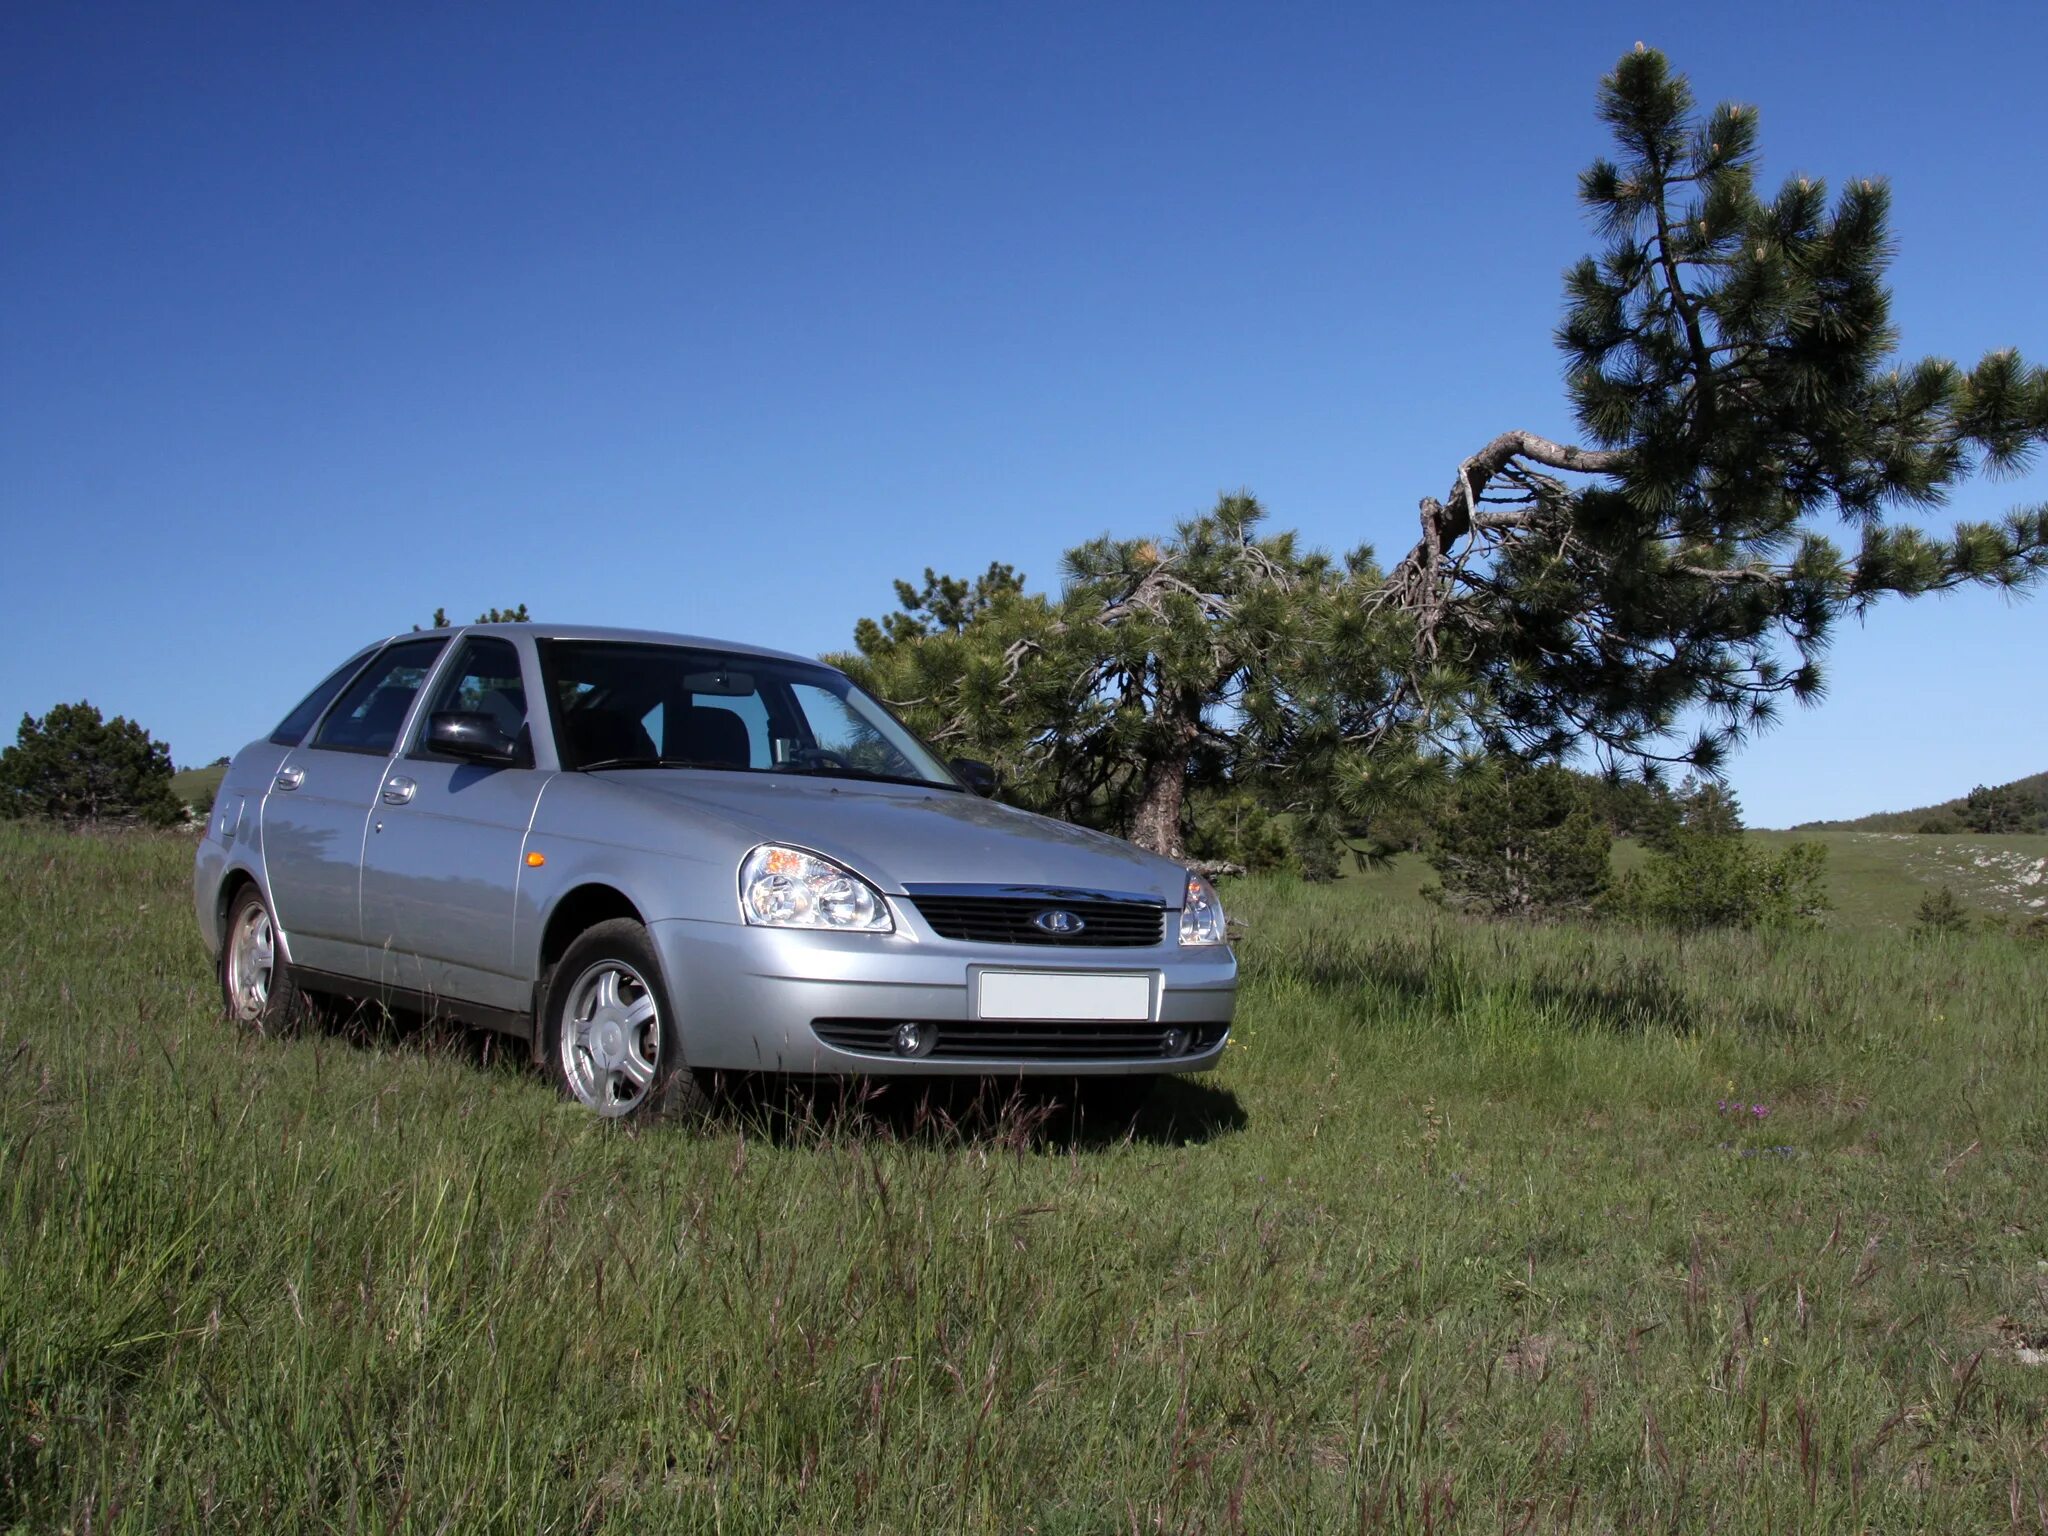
[3, 1, 2042, 826]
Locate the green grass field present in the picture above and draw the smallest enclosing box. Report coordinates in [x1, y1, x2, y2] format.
[1346, 829, 2048, 933]
[4, 822, 2046, 1531]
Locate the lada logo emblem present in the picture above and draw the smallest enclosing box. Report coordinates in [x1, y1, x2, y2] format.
[1032, 909, 1086, 935]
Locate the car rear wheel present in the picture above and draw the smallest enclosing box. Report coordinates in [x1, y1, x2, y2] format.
[220, 885, 312, 1035]
[543, 919, 707, 1120]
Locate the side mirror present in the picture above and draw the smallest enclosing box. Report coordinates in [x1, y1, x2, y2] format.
[950, 757, 997, 797]
[426, 711, 519, 764]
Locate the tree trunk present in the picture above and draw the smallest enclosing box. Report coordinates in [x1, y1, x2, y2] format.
[1128, 710, 1198, 859]
[1129, 753, 1187, 859]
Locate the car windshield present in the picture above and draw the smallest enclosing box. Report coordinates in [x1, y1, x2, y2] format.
[536, 639, 961, 789]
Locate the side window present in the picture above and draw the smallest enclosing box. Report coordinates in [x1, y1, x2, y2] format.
[419, 637, 528, 753]
[788, 683, 896, 772]
[270, 650, 374, 746]
[311, 637, 449, 756]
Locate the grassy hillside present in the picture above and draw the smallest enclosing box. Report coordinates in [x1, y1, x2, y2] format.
[1750, 829, 2048, 929]
[170, 762, 228, 811]
[1795, 769, 2048, 833]
[1339, 828, 2048, 932]
[4, 821, 2047, 1530]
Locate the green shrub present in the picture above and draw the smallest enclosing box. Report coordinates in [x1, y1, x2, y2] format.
[1605, 833, 1830, 931]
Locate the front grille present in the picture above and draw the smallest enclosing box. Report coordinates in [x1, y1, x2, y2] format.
[905, 893, 1166, 948]
[812, 1018, 1227, 1062]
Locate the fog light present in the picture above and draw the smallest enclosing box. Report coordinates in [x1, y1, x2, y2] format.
[1160, 1026, 1190, 1057]
[893, 1022, 936, 1058]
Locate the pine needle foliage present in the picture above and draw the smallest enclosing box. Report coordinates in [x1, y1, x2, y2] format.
[837, 496, 1367, 862]
[840, 48, 2048, 865]
[1424, 761, 1613, 920]
[1411, 48, 2048, 775]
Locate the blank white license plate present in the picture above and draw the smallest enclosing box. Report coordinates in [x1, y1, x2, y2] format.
[975, 971, 1154, 1022]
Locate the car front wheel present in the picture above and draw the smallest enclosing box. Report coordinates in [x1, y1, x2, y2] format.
[220, 884, 311, 1035]
[543, 919, 707, 1120]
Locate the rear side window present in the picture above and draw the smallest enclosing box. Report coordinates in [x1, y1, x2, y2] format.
[311, 637, 449, 756]
[270, 650, 375, 746]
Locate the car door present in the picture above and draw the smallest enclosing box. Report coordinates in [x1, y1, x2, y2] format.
[358, 634, 550, 1015]
[261, 636, 450, 978]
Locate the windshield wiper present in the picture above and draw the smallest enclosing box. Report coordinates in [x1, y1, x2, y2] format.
[576, 756, 725, 773]
[770, 764, 962, 791]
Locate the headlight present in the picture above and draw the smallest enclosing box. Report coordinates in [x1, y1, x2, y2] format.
[1178, 871, 1228, 946]
[740, 845, 893, 932]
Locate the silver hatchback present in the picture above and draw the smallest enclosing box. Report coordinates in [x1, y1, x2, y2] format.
[195, 624, 1237, 1117]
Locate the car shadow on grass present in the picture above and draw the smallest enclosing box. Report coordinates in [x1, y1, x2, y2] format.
[708, 1071, 1249, 1150]
[300, 1000, 1248, 1149]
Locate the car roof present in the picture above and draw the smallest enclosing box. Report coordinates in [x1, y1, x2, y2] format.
[377, 623, 836, 671]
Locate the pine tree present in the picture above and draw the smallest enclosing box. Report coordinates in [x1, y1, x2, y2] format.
[838, 496, 1359, 861]
[420, 603, 530, 630]
[853, 565, 1024, 650]
[1385, 47, 2047, 776]
[0, 702, 185, 827]
[1912, 884, 1972, 937]
[1960, 783, 2029, 834]
[1425, 762, 1612, 919]
[837, 48, 2048, 863]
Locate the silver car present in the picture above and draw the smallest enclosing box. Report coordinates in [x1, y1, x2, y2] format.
[195, 624, 1236, 1118]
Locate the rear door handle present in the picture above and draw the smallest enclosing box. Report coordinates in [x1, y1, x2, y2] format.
[274, 767, 304, 791]
[382, 776, 417, 806]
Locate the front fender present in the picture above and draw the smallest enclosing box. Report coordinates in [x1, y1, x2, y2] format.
[512, 776, 757, 982]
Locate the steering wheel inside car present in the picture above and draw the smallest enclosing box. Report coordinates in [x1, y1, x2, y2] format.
[782, 747, 852, 771]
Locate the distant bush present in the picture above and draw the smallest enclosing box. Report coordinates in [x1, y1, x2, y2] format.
[1912, 884, 1973, 938]
[1604, 833, 1830, 932]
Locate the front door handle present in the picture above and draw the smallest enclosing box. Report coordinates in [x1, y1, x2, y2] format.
[274, 767, 304, 791]
[382, 776, 417, 806]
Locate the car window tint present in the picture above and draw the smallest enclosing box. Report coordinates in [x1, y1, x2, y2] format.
[423, 637, 527, 743]
[311, 637, 449, 755]
[270, 650, 374, 746]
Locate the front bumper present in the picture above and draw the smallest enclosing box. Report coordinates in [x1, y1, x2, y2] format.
[648, 917, 1237, 1076]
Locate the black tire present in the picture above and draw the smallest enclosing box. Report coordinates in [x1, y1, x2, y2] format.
[541, 918, 709, 1120]
[219, 884, 313, 1036]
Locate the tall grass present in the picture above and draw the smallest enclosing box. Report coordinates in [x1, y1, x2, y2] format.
[2, 825, 2045, 1530]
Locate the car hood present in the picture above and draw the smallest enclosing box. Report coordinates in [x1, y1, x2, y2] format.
[591, 770, 1187, 904]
